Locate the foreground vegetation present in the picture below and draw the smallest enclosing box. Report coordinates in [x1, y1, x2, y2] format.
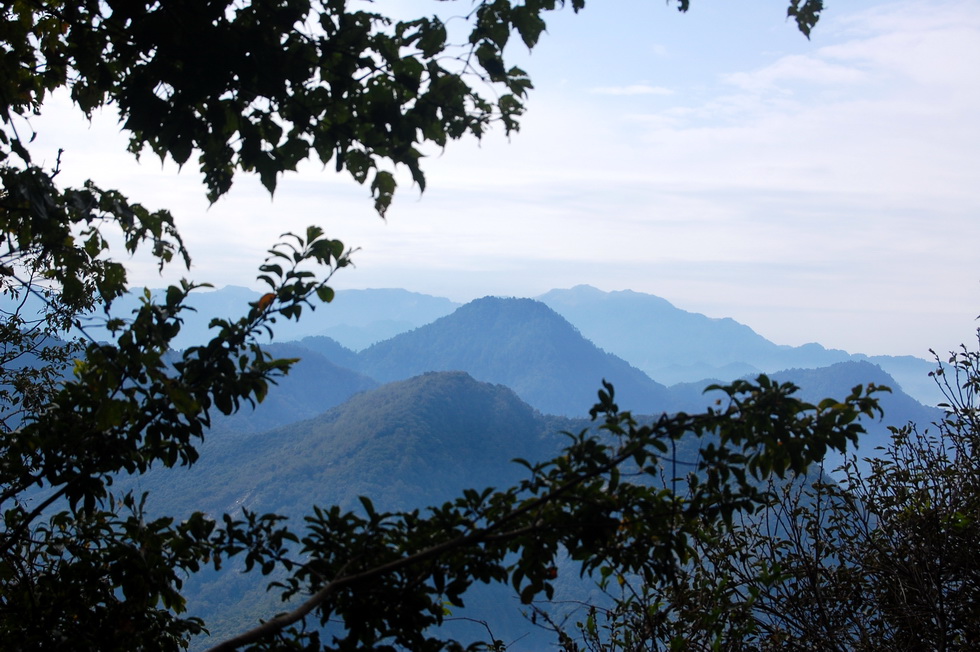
[559, 338, 980, 650]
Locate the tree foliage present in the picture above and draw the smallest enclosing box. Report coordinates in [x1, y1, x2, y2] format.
[562, 334, 980, 651]
[1, 1, 835, 650]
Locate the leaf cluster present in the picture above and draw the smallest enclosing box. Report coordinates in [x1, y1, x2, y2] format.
[2, 0, 573, 215]
[1, 226, 350, 649]
[200, 377, 879, 651]
[564, 334, 980, 651]
[2, 1, 822, 216]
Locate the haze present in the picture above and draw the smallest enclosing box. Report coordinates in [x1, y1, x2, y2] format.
[27, 0, 980, 359]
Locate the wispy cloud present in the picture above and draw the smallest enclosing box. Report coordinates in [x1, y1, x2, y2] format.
[588, 84, 673, 96]
[722, 55, 866, 91]
[27, 0, 979, 359]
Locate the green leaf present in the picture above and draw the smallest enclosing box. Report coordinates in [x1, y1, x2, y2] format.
[315, 285, 335, 303]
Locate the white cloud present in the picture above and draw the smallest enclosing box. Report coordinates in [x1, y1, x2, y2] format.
[723, 54, 867, 91]
[23, 0, 980, 359]
[588, 84, 673, 96]
[824, 27, 980, 90]
[397, 0, 980, 356]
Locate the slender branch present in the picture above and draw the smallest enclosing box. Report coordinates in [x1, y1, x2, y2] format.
[207, 419, 673, 651]
[206, 519, 541, 652]
[0, 482, 72, 558]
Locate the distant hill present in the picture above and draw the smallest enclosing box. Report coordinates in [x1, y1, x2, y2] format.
[354, 296, 671, 417]
[538, 285, 784, 382]
[663, 360, 943, 472]
[292, 335, 361, 370]
[207, 341, 377, 435]
[69, 286, 460, 351]
[857, 353, 941, 409]
[153, 371, 568, 518]
[538, 285, 940, 405]
[767, 361, 943, 470]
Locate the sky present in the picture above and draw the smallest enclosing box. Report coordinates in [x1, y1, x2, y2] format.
[29, 0, 980, 359]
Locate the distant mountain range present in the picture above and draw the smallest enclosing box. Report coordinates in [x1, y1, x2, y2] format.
[9, 283, 953, 648]
[260, 336, 937, 471]
[537, 285, 941, 404]
[353, 296, 671, 416]
[108, 286, 939, 448]
[61, 286, 461, 352]
[144, 288, 939, 477]
[45, 283, 942, 406]
[137, 366, 938, 649]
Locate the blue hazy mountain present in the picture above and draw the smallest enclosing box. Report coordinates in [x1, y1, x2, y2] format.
[307, 288, 461, 350]
[69, 286, 460, 352]
[664, 360, 942, 470]
[537, 285, 940, 405]
[292, 335, 361, 370]
[353, 296, 671, 417]
[22, 282, 941, 405]
[207, 341, 377, 435]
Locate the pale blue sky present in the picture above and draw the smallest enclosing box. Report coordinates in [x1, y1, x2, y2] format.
[30, 0, 980, 358]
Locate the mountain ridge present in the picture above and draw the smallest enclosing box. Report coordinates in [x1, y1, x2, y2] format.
[18, 283, 940, 406]
[353, 296, 671, 417]
[536, 285, 939, 404]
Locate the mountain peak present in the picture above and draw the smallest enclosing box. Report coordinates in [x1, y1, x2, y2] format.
[462, 295, 565, 317]
[536, 285, 606, 306]
[355, 296, 668, 416]
[538, 286, 677, 311]
[563, 284, 606, 297]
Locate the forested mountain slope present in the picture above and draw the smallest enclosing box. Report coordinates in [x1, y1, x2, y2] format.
[135, 372, 581, 648]
[140, 364, 923, 649]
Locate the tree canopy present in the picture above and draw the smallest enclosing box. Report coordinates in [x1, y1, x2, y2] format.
[561, 338, 980, 651]
[1, 0, 824, 213]
[0, 1, 860, 650]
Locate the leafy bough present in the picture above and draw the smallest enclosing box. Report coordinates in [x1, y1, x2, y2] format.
[0, 226, 352, 649]
[204, 377, 882, 651]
